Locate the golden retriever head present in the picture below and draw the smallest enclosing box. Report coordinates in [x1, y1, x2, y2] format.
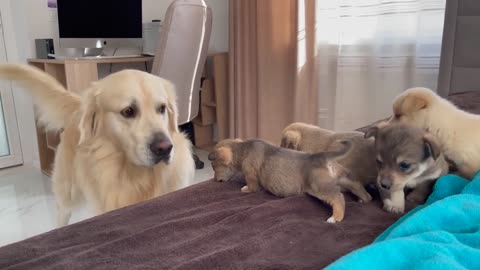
[390, 87, 437, 128]
[78, 70, 179, 167]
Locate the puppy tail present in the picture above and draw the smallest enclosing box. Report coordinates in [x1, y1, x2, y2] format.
[281, 130, 301, 150]
[319, 140, 353, 161]
[0, 64, 81, 131]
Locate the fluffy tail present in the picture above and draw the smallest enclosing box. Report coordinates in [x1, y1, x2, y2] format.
[281, 129, 301, 150]
[0, 64, 81, 131]
[313, 140, 352, 160]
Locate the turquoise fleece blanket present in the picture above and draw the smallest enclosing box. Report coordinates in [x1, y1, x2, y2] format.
[326, 172, 480, 270]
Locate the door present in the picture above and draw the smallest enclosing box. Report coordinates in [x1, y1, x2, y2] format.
[0, 8, 22, 168]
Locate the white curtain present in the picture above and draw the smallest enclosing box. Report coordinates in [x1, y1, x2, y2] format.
[315, 0, 446, 131]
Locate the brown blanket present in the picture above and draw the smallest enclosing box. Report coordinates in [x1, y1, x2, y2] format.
[0, 179, 404, 270]
[2, 91, 479, 270]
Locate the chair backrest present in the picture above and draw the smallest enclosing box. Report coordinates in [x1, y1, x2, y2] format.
[151, 0, 212, 125]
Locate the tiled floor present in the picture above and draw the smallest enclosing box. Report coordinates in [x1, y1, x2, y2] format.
[0, 148, 213, 247]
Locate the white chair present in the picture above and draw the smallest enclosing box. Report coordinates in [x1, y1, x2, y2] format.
[151, 0, 212, 169]
[151, 0, 212, 126]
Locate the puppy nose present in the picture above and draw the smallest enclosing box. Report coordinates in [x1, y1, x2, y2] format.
[149, 134, 173, 158]
[380, 178, 392, 190]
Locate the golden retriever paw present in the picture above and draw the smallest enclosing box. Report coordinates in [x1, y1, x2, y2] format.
[241, 186, 252, 193]
[383, 199, 404, 214]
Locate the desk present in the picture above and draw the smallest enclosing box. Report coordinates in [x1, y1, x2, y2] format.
[27, 56, 154, 175]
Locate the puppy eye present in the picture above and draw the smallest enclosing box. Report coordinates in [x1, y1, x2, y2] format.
[157, 104, 167, 115]
[120, 106, 137, 118]
[376, 159, 383, 168]
[399, 162, 411, 172]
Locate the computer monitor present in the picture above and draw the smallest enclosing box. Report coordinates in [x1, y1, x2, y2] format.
[57, 0, 142, 51]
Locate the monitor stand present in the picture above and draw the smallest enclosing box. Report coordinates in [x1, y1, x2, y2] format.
[49, 48, 143, 60]
[54, 48, 105, 58]
[83, 48, 104, 57]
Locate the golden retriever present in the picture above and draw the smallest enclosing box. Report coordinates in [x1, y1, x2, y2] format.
[390, 87, 480, 179]
[0, 64, 195, 226]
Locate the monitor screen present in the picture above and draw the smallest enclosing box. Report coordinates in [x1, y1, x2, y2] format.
[57, 0, 142, 39]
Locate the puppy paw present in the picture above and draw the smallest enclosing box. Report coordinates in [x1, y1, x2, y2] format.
[326, 216, 337, 224]
[406, 192, 426, 204]
[241, 186, 252, 193]
[359, 193, 373, 203]
[383, 199, 404, 214]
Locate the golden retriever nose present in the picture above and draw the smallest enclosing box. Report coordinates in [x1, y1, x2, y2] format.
[149, 134, 173, 159]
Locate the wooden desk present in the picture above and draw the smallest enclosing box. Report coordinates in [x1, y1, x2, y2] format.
[27, 56, 154, 175]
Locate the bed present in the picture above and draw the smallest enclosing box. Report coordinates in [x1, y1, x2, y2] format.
[0, 91, 478, 269]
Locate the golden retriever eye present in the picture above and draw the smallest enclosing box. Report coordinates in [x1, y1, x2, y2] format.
[157, 104, 167, 115]
[120, 106, 137, 118]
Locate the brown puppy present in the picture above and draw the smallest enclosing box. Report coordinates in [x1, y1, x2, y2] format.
[208, 139, 372, 223]
[391, 87, 480, 179]
[281, 122, 377, 200]
[365, 122, 449, 214]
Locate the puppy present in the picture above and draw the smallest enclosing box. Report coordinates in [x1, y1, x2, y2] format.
[281, 122, 377, 200]
[391, 87, 480, 179]
[208, 139, 372, 223]
[365, 122, 449, 214]
[0, 64, 195, 226]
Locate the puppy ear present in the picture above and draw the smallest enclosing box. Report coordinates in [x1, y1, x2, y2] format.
[215, 147, 233, 164]
[163, 79, 179, 133]
[78, 87, 100, 145]
[393, 92, 428, 116]
[208, 151, 216, 161]
[423, 133, 441, 160]
[364, 126, 379, 139]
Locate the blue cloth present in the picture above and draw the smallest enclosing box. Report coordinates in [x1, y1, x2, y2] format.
[326, 172, 480, 270]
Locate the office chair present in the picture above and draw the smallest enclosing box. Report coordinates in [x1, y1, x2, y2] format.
[151, 0, 212, 169]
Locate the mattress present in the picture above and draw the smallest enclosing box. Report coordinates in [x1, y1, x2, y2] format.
[1, 91, 478, 270]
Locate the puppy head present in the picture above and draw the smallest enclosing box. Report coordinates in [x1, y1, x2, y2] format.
[371, 123, 441, 191]
[390, 87, 437, 127]
[78, 70, 179, 167]
[208, 139, 243, 182]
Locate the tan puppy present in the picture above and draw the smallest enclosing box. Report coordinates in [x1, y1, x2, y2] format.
[0, 64, 195, 226]
[391, 87, 480, 179]
[365, 122, 449, 214]
[281, 122, 376, 201]
[208, 139, 372, 223]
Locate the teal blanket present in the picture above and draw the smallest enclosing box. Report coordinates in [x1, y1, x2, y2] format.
[326, 172, 480, 270]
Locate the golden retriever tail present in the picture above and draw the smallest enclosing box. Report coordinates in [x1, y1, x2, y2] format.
[281, 130, 301, 150]
[0, 64, 81, 131]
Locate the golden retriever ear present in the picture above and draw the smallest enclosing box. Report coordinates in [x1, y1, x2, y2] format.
[393, 93, 428, 116]
[163, 79, 179, 133]
[78, 88, 100, 144]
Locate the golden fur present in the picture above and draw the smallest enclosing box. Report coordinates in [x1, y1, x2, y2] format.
[0, 64, 195, 226]
[391, 87, 480, 179]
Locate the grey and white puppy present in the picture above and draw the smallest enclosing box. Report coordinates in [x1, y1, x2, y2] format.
[364, 122, 449, 214]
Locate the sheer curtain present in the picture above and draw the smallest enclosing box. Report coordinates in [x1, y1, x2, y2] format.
[315, 0, 446, 131]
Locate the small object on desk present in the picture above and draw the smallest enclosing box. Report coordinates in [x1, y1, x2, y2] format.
[35, 39, 55, 59]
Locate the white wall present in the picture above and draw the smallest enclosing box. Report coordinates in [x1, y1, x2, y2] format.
[23, 0, 229, 56]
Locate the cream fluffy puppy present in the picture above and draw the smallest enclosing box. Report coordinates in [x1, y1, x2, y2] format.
[391, 87, 480, 179]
